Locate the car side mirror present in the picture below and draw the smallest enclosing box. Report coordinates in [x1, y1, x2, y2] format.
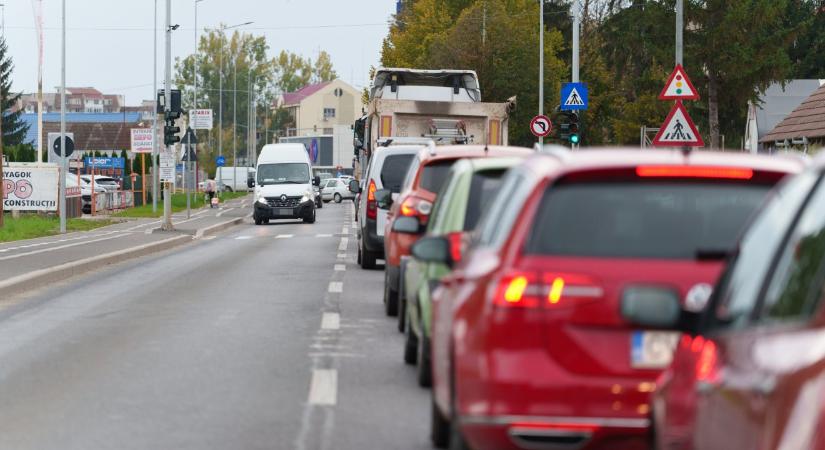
[374, 189, 393, 209]
[412, 236, 452, 267]
[313, 176, 321, 186]
[392, 216, 421, 234]
[620, 287, 681, 328]
[348, 179, 361, 194]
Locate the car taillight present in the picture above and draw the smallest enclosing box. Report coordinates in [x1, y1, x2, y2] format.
[636, 166, 754, 180]
[681, 335, 720, 383]
[367, 180, 377, 220]
[447, 231, 465, 263]
[399, 195, 433, 221]
[492, 272, 603, 309]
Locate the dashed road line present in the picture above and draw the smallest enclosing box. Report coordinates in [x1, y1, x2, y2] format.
[321, 313, 340, 330]
[216, 207, 236, 217]
[337, 253, 347, 259]
[337, 237, 348, 252]
[328, 282, 343, 293]
[308, 369, 337, 406]
[276, 234, 294, 239]
[0, 234, 124, 262]
[316, 234, 333, 238]
[334, 264, 345, 271]
[235, 236, 253, 240]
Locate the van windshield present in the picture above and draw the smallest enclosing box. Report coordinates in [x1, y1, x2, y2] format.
[257, 163, 310, 185]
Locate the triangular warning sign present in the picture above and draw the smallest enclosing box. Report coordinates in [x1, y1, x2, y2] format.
[564, 87, 585, 106]
[659, 64, 700, 101]
[652, 101, 704, 147]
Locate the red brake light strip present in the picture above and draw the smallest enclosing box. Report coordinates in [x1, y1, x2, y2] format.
[636, 166, 754, 180]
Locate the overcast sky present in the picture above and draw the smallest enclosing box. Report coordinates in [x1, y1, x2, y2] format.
[3, 0, 396, 104]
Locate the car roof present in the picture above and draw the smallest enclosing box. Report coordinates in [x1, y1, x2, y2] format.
[372, 144, 426, 157]
[415, 145, 534, 163]
[453, 156, 529, 173]
[520, 148, 808, 179]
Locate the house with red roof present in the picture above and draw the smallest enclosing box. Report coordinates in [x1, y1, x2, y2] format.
[275, 79, 362, 137]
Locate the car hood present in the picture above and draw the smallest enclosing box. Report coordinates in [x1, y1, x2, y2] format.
[256, 183, 312, 198]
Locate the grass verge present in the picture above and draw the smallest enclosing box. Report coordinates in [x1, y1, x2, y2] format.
[0, 214, 113, 243]
[114, 192, 249, 218]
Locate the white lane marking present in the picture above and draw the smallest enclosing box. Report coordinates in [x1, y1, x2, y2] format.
[352, 222, 357, 229]
[216, 207, 235, 217]
[328, 282, 343, 293]
[337, 253, 347, 259]
[0, 231, 118, 252]
[316, 234, 333, 238]
[0, 234, 124, 262]
[201, 235, 217, 241]
[334, 264, 345, 271]
[276, 234, 294, 239]
[235, 236, 253, 240]
[308, 369, 337, 406]
[338, 237, 348, 252]
[321, 313, 340, 330]
[341, 227, 348, 235]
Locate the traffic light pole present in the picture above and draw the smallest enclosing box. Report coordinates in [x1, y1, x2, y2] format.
[161, 0, 173, 231]
[572, 0, 581, 149]
[538, 0, 544, 147]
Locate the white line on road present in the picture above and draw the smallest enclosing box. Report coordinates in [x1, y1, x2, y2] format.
[328, 282, 343, 293]
[308, 369, 337, 405]
[0, 234, 124, 262]
[321, 313, 340, 330]
[338, 237, 348, 252]
[334, 264, 345, 271]
[341, 227, 348, 235]
[352, 221, 357, 228]
[316, 234, 333, 238]
[216, 207, 235, 217]
[276, 234, 294, 239]
[337, 253, 347, 259]
[235, 236, 253, 240]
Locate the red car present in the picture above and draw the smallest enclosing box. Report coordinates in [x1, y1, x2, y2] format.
[651, 156, 824, 450]
[379, 145, 533, 317]
[415, 149, 805, 450]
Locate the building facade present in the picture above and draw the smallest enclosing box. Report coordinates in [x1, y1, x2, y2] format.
[16, 87, 125, 114]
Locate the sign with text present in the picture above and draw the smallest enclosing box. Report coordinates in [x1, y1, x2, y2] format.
[2, 163, 59, 212]
[131, 128, 155, 153]
[159, 148, 176, 182]
[84, 157, 125, 170]
[189, 109, 213, 130]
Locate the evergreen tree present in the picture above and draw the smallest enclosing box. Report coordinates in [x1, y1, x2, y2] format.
[0, 36, 29, 148]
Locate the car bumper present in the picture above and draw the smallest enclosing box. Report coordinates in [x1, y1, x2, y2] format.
[385, 226, 420, 267]
[254, 200, 315, 220]
[361, 218, 384, 253]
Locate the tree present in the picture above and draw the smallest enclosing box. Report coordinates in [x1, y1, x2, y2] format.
[312, 51, 338, 83]
[273, 51, 312, 93]
[0, 37, 29, 148]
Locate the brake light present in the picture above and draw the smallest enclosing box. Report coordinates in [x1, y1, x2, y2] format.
[367, 180, 377, 220]
[636, 166, 754, 180]
[683, 335, 720, 383]
[493, 272, 540, 308]
[543, 273, 604, 306]
[493, 272, 603, 309]
[447, 231, 464, 263]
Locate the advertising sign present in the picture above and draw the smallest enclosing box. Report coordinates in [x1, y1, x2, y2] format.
[131, 128, 155, 153]
[84, 157, 126, 170]
[189, 109, 213, 130]
[2, 163, 59, 212]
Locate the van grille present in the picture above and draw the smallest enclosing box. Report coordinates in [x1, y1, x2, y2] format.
[266, 196, 301, 208]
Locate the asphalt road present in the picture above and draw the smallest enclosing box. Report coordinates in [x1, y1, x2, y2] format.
[0, 202, 431, 450]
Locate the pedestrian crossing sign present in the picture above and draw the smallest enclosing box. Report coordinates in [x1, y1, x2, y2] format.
[652, 101, 704, 147]
[560, 82, 588, 110]
[659, 64, 700, 100]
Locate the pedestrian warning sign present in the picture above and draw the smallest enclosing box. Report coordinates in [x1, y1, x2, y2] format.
[652, 101, 704, 147]
[560, 82, 588, 111]
[659, 64, 700, 101]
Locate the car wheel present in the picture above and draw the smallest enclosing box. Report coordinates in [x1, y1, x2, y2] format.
[263, 218, 270, 224]
[397, 280, 407, 333]
[417, 332, 433, 387]
[334, 193, 343, 203]
[357, 242, 362, 265]
[449, 407, 470, 450]
[404, 312, 418, 365]
[360, 239, 377, 270]
[384, 270, 399, 317]
[225, 186, 233, 193]
[303, 208, 316, 224]
[431, 398, 450, 449]
[254, 217, 263, 225]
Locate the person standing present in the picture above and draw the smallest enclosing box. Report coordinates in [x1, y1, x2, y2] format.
[206, 178, 217, 208]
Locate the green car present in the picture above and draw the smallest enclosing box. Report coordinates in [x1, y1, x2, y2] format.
[398, 157, 524, 387]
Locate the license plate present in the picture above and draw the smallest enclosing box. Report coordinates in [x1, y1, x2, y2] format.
[631, 331, 680, 369]
[278, 208, 292, 216]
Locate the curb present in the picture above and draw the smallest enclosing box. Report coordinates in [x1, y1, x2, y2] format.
[0, 235, 192, 299]
[194, 217, 245, 239]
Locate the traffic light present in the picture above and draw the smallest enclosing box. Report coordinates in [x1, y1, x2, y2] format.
[164, 117, 181, 146]
[568, 112, 580, 145]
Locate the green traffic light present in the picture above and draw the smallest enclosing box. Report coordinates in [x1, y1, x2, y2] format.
[569, 134, 580, 144]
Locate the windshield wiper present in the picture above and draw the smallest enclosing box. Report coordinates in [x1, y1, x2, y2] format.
[276, 180, 307, 184]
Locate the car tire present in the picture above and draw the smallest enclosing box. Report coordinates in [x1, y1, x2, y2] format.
[404, 313, 418, 365]
[225, 186, 233, 193]
[384, 270, 399, 317]
[357, 242, 362, 265]
[303, 208, 316, 224]
[264, 218, 270, 224]
[397, 280, 407, 333]
[254, 217, 263, 225]
[431, 398, 451, 449]
[334, 193, 343, 203]
[417, 332, 433, 387]
[316, 198, 323, 208]
[360, 239, 377, 270]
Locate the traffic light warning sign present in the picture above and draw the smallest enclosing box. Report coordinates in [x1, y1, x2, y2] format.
[659, 64, 700, 101]
[652, 101, 704, 147]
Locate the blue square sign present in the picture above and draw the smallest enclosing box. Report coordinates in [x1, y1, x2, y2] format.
[560, 82, 588, 111]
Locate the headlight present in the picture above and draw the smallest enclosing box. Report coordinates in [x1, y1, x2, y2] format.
[300, 191, 312, 203]
[256, 194, 267, 204]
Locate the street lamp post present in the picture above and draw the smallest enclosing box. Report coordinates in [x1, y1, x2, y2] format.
[152, 0, 158, 213]
[216, 21, 252, 193]
[187, 0, 204, 219]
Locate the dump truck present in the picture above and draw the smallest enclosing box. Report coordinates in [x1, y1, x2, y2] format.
[353, 68, 515, 178]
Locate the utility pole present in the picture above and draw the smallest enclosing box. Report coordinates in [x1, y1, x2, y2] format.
[538, 0, 544, 146]
[233, 55, 237, 191]
[676, 0, 683, 65]
[59, 0, 67, 233]
[572, 0, 580, 83]
[162, 0, 173, 231]
[152, 0, 158, 213]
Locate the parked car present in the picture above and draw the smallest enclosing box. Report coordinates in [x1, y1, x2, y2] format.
[80, 175, 119, 192]
[352, 144, 422, 269]
[649, 155, 825, 450]
[419, 149, 805, 450]
[381, 145, 534, 319]
[399, 156, 528, 387]
[321, 178, 355, 203]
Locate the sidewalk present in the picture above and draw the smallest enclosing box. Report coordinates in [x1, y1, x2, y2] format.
[0, 195, 251, 298]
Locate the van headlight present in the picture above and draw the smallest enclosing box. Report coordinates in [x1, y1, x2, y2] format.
[256, 194, 267, 204]
[300, 191, 313, 203]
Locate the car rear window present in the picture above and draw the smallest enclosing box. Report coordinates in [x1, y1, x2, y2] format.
[464, 169, 507, 231]
[418, 161, 455, 193]
[525, 182, 771, 259]
[380, 154, 415, 193]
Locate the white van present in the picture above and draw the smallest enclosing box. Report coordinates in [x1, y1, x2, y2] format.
[253, 143, 319, 225]
[216, 166, 254, 192]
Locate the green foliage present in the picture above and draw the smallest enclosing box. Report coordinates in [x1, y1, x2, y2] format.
[0, 36, 29, 148]
[4, 144, 36, 162]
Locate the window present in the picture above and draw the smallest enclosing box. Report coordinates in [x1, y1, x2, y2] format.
[379, 154, 415, 193]
[418, 160, 455, 193]
[256, 163, 310, 185]
[709, 172, 820, 331]
[760, 174, 825, 323]
[475, 168, 534, 249]
[464, 169, 507, 231]
[323, 108, 336, 119]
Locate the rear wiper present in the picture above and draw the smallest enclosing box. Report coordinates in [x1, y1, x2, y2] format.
[695, 248, 732, 261]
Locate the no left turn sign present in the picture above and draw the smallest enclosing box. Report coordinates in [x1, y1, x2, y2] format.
[530, 115, 552, 138]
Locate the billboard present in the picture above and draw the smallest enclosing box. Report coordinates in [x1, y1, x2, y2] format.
[131, 128, 155, 153]
[189, 109, 213, 130]
[2, 163, 59, 211]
